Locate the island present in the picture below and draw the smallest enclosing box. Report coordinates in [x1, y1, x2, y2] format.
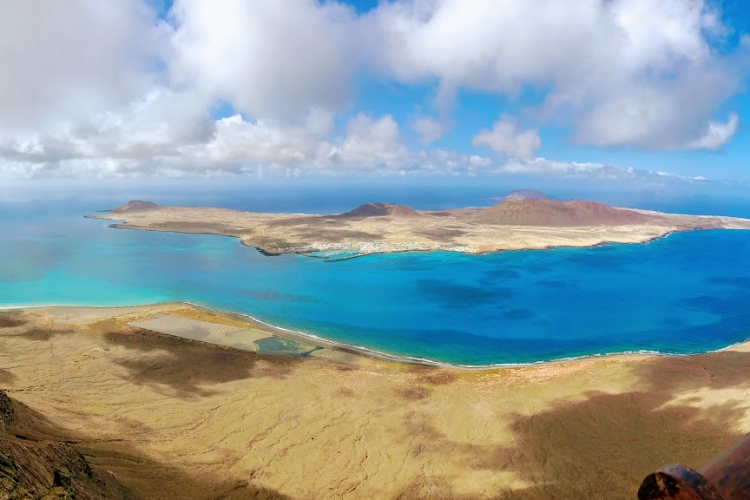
[492, 188, 550, 201]
[89, 194, 750, 259]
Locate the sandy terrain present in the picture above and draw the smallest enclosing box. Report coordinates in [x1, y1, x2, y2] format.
[2, 304, 750, 499]
[89, 200, 750, 257]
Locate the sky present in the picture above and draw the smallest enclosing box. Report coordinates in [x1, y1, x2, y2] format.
[1, 0, 750, 189]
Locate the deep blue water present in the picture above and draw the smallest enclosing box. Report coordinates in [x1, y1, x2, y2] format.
[2, 186, 750, 365]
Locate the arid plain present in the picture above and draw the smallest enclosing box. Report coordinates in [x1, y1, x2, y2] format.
[3, 304, 750, 499]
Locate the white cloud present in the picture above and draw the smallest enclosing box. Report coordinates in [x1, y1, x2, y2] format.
[0, 0, 746, 180]
[169, 0, 360, 123]
[412, 117, 446, 145]
[0, 88, 213, 163]
[472, 117, 541, 159]
[688, 113, 739, 150]
[368, 0, 747, 149]
[330, 114, 407, 168]
[0, 111, 706, 187]
[0, 0, 168, 136]
[183, 111, 335, 166]
[491, 157, 692, 184]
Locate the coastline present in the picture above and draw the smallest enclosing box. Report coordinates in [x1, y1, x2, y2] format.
[91, 213, 693, 261]
[88, 199, 750, 259]
[3, 300, 748, 370]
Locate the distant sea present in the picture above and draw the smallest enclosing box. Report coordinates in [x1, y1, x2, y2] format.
[2, 183, 750, 366]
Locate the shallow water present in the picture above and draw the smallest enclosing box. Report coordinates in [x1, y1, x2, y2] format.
[2, 191, 750, 365]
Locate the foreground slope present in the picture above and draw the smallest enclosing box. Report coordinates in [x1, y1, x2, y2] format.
[90, 198, 750, 257]
[2, 305, 750, 499]
[0, 390, 131, 499]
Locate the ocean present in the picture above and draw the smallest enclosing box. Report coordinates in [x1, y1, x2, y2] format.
[2, 183, 750, 366]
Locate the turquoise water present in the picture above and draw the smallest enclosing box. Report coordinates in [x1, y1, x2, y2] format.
[2, 196, 750, 365]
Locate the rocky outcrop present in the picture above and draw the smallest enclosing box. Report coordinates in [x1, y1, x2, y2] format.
[0, 391, 131, 500]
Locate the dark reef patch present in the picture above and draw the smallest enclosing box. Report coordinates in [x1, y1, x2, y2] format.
[663, 317, 687, 328]
[483, 268, 522, 280]
[417, 279, 514, 309]
[503, 309, 536, 320]
[536, 279, 571, 289]
[707, 276, 750, 288]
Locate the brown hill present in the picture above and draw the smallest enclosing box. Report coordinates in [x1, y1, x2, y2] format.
[112, 200, 160, 214]
[502, 189, 549, 201]
[473, 199, 654, 226]
[338, 203, 421, 218]
[0, 390, 130, 499]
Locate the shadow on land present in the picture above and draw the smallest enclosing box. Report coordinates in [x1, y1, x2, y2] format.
[0, 313, 28, 328]
[0, 312, 73, 341]
[103, 328, 298, 398]
[5, 311, 750, 498]
[16, 327, 74, 341]
[0, 390, 291, 500]
[0, 369, 16, 384]
[0, 314, 301, 498]
[394, 350, 750, 500]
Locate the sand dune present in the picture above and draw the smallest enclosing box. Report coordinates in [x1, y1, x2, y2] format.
[2, 304, 750, 499]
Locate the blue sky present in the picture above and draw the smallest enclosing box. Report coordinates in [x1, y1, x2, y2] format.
[1, 0, 749, 188]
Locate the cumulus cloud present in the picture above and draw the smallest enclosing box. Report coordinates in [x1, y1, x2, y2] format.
[412, 117, 446, 145]
[0, 0, 168, 136]
[688, 113, 739, 150]
[0, 0, 746, 180]
[495, 158, 634, 179]
[330, 114, 407, 168]
[0, 88, 214, 163]
[491, 158, 697, 185]
[471, 118, 541, 159]
[368, 0, 747, 149]
[169, 0, 360, 123]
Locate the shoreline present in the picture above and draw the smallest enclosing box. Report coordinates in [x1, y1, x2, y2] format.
[3, 300, 748, 370]
[88, 204, 749, 260]
[91, 214, 696, 261]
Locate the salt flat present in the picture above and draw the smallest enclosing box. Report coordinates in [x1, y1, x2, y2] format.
[129, 312, 269, 352]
